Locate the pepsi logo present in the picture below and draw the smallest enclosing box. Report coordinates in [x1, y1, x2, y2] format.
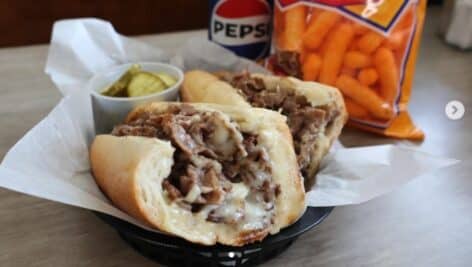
[211, 0, 271, 46]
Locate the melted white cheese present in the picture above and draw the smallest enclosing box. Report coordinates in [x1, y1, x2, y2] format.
[230, 183, 249, 199]
[184, 184, 201, 203]
[241, 200, 268, 231]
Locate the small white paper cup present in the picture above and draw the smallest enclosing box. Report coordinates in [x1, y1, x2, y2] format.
[88, 62, 183, 134]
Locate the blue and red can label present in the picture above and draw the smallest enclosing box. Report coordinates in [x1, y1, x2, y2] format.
[209, 0, 273, 60]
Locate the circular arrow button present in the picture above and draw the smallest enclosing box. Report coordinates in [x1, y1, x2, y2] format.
[445, 100, 465, 120]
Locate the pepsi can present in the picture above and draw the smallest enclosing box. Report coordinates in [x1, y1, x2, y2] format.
[209, 0, 273, 60]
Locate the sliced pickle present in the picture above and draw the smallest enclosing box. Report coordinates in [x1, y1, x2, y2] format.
[154, 72, 177, 87]
[127, 72, 166, 97]
[101, 64, 141, 97]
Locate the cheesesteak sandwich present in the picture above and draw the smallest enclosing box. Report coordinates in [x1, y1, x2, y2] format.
[90, 102, 305, 246]
[181, 71, 347, 188]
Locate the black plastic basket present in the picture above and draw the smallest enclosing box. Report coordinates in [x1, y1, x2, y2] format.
[95, 206, 333, 267]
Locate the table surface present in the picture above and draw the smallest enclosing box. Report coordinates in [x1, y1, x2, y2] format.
[0, 6, 471, 267]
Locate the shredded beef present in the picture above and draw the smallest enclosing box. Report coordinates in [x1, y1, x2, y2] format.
[207, 207, 244, 224]
[111, 104, 277, 225]
[221, 73, 339, 179]
[111, 124, 157, 137]
[275, 51, 302, 79]
[114, 107, 246, 160]
[221, 73, 287, 109]
[162, 180, 182, 201]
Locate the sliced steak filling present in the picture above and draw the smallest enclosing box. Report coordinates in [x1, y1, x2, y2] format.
[220, 73, 339, 179]
[112, 104, 279, 228]
[274, 51, 302, 79]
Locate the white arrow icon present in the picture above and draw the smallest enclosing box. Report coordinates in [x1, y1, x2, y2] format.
[445, 100, 465, 120]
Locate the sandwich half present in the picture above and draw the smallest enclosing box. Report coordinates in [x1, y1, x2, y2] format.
[90, 102, 305, 246]
[181, 71, 347, 188]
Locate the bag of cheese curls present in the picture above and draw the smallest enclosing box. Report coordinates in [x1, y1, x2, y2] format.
[266, 0, 426, 140]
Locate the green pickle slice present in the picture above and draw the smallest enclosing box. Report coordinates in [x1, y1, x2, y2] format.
[100, 64, 176, 98]
[101, 64, 141, 97]
[154, 72, 177, 87]
[127, 72, 167, 97]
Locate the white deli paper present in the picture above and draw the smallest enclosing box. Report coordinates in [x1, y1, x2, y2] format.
[0, 19, 459, 231]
